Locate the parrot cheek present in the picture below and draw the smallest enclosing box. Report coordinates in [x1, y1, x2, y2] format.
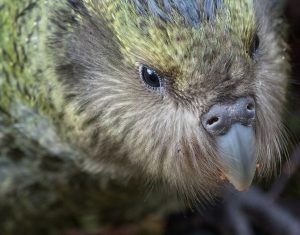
[216, 124, 257, 191]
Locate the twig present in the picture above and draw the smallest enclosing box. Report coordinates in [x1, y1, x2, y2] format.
[269, 143, 300, 199]
[225, 200, 254, 235]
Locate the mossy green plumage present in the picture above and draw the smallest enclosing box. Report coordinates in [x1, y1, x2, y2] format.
[0, 0, 64, 154]
[1, 0, 52, 112]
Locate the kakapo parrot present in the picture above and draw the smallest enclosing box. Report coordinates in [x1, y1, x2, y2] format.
[0, 0, 289, 204]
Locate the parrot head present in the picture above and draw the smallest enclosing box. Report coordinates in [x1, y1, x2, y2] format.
[49, 0, 289, 201]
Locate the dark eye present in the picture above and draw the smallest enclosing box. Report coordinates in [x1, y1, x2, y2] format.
[139, 65, 162, 90]
[249, 34, 260, 58]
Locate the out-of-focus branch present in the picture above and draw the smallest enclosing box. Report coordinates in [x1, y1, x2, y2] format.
[269, 143, 300, 199]
[225, 200, 254, 235]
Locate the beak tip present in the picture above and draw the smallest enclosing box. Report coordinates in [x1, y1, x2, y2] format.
[230, 180, 252, 192]
[225, 171, 255, 191]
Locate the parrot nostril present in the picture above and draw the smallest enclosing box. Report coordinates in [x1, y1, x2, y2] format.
[202, 97, 256, 136]
[247, 102, 254, 111]
[207, 116, 219, 126]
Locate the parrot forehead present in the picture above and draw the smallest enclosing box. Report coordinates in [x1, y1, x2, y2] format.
[87, 0, 256, 89]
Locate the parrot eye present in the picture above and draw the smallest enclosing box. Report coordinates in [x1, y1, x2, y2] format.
[139, 65, 162, 90]
[249, 34, 260, 58]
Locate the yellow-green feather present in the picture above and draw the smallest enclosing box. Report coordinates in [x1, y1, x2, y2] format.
[0, 0, 65, 120]
[83, 0, 256, 90]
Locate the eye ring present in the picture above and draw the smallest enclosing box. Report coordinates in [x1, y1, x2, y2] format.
[139, 64, 162, 91]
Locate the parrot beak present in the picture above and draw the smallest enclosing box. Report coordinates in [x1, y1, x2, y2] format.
[217, 124, 257, 191]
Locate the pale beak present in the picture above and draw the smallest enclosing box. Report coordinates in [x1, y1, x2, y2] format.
[217, 124, 257, 191]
